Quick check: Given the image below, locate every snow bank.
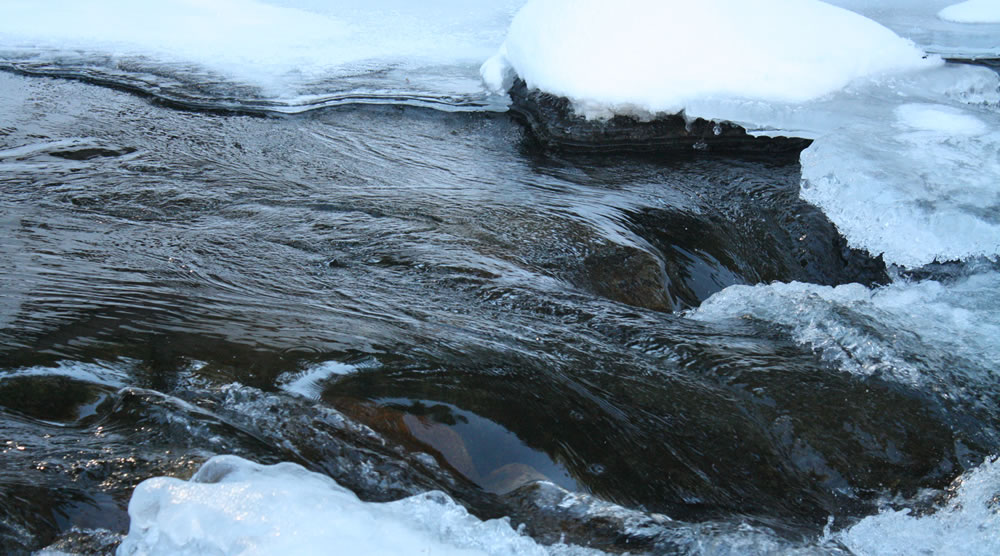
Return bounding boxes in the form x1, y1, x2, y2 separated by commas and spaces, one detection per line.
482, 0, 936, 119
838, 455, 1000, 556
689, 270, 1000, 387
940, 1, 1000, 24
117, 455, 596, 556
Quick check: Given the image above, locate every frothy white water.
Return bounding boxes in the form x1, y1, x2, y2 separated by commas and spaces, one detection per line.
1, 361, 131, 388
117, 455, 599, 556
838, 455, 1000, 556
689, 270, 1000, 387
0, 0, 521, 110
277, 361, 357, 399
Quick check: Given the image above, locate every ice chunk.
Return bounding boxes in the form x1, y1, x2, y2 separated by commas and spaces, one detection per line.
800, 100, 1000, 267
838, 455, 1000, 556
689, 270, 1000, 387
940, 1, 1000, 24
117, 455, 597, 556
482, 0, 937, 120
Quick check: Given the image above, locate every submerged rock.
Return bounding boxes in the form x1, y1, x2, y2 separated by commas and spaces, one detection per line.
508, 79, 811, 156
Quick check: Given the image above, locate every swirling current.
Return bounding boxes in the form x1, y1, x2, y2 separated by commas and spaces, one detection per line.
2, 55, 1000, 555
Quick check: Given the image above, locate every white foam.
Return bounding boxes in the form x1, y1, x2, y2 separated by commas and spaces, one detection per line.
838, 455, 1000, 556
117, 455, 599, 556
1, 361, 130, 388
689, 271, 1000, 386
277, 361, 357, 399
482, 0, 936, 119
940, 1, 1000, 24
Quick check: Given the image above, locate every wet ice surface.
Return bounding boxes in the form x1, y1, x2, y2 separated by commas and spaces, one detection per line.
0, 0, 521, 112
116, 455, 597, 556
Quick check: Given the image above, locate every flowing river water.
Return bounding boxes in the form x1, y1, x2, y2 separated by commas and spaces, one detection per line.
3, 67, 999, 554
2, 3, 1000, 552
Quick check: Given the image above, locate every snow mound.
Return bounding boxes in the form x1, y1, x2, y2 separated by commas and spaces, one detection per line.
838, 455, 1000, 556
939, 1, 1000, 24
482, 0, 936, 119
117, 455, 598, 556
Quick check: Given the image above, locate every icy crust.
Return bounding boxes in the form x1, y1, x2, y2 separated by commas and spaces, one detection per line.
0, 0, 522, 111
940, 1, 1000, 24
689, 270, 1000, 387
117, 455, 598, 556
838, 455, 1000, 556
482, 0, 936, 120
827, 0, 1000, 58
800, 97, 1000, 268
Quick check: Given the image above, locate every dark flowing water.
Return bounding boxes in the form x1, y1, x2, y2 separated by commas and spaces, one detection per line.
1, 70, 998, 554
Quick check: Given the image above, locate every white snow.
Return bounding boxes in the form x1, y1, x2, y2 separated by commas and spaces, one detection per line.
0, 0, 522, 107
826, 0, 1000, 58
689, 270, 1000, 387
483, 1, 1000, 267
895, 102, 989, 134
838, 455, 1000, 556
116, 455, 598, 556
939, 0, 1000, 24
481, 0, 936, 119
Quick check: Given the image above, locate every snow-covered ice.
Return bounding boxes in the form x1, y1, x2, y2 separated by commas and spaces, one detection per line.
481, 0, 936, 119
939, 0, 1000, 24
827, 0, 1000, 58
116, 455, 597, 556
800, 97, 1000, 267
0, 0, 522, 108
483, 0, 1000, 267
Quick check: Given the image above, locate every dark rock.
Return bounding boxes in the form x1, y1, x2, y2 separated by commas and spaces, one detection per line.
507, 79, 811, 156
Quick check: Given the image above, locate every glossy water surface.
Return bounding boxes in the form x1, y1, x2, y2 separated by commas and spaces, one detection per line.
1, 70, 997, 554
